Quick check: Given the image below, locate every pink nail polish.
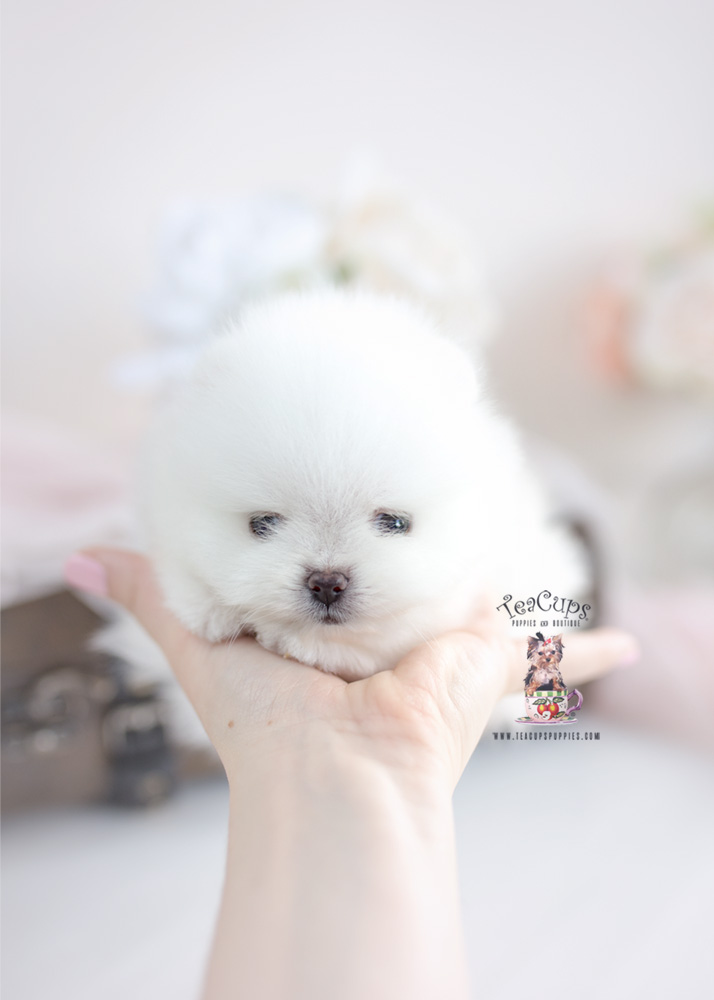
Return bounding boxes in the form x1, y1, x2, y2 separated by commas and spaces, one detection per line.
64, 553, 108, 597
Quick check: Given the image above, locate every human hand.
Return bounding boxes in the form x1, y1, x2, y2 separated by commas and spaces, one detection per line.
65, 549, 640, 1000
65, 549, 640, 791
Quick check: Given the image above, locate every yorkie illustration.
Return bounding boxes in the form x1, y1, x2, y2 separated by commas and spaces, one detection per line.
524, 632, 566, 696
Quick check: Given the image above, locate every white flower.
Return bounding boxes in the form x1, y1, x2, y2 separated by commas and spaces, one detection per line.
115, 171, 496, 390
143, 195, 328, 345
632, 248, 714, 395
325, 166, 496, 352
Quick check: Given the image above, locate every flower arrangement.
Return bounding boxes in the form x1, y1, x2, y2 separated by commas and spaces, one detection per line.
117, 169, 495, 389
587, 209, 714, 396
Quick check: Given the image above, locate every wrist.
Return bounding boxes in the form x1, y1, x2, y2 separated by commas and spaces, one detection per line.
223, 720, 453, 822
206, 724, 467, 1000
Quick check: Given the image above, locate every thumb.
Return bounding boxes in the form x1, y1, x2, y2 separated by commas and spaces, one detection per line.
394, 625, 640, 782
504, 627, 641, 694
64, 548, 203, 672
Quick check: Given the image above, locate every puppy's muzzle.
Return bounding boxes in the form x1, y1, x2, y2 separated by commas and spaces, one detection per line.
306, 571, 350, 607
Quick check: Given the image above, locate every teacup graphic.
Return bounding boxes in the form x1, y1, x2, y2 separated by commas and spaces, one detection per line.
516, 688, 583, 725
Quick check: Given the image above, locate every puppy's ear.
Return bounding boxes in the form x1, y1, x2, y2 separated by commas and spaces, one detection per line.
527, 636, 539, 656
553, 634, 564, 650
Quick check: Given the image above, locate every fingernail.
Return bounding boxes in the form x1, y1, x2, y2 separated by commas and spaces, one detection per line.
64, 553, 108, 597
615, 643, 641, 668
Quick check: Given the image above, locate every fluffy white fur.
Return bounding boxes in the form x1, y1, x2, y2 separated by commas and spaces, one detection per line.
132, 289, 585, 688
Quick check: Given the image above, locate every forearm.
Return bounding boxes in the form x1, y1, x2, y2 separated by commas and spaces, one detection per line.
202, 726, 469, 1000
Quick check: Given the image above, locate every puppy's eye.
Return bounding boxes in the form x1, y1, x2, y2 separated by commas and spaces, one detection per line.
373, 511, 411, 535
249, 513, 284, 538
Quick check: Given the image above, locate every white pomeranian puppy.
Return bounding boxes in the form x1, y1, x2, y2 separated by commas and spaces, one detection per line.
127, 288, 586, 693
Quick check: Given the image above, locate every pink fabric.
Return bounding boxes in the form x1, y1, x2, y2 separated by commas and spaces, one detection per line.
1, 413, 135, 607
589, 583, 714, 751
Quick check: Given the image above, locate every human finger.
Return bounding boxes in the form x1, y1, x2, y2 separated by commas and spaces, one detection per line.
64, 548, 208, 701
502, 627, 640, 694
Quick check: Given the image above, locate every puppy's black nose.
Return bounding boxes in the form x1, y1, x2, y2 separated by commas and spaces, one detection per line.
307, 571, 350, 607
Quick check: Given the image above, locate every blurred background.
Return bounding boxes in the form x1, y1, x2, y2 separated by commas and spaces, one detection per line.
2, 1, 713, 998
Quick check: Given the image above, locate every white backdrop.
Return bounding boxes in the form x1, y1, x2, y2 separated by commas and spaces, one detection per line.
3, 0, 713, 449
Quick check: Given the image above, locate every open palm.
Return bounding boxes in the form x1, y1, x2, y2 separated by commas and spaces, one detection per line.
71, 549, 638, 788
